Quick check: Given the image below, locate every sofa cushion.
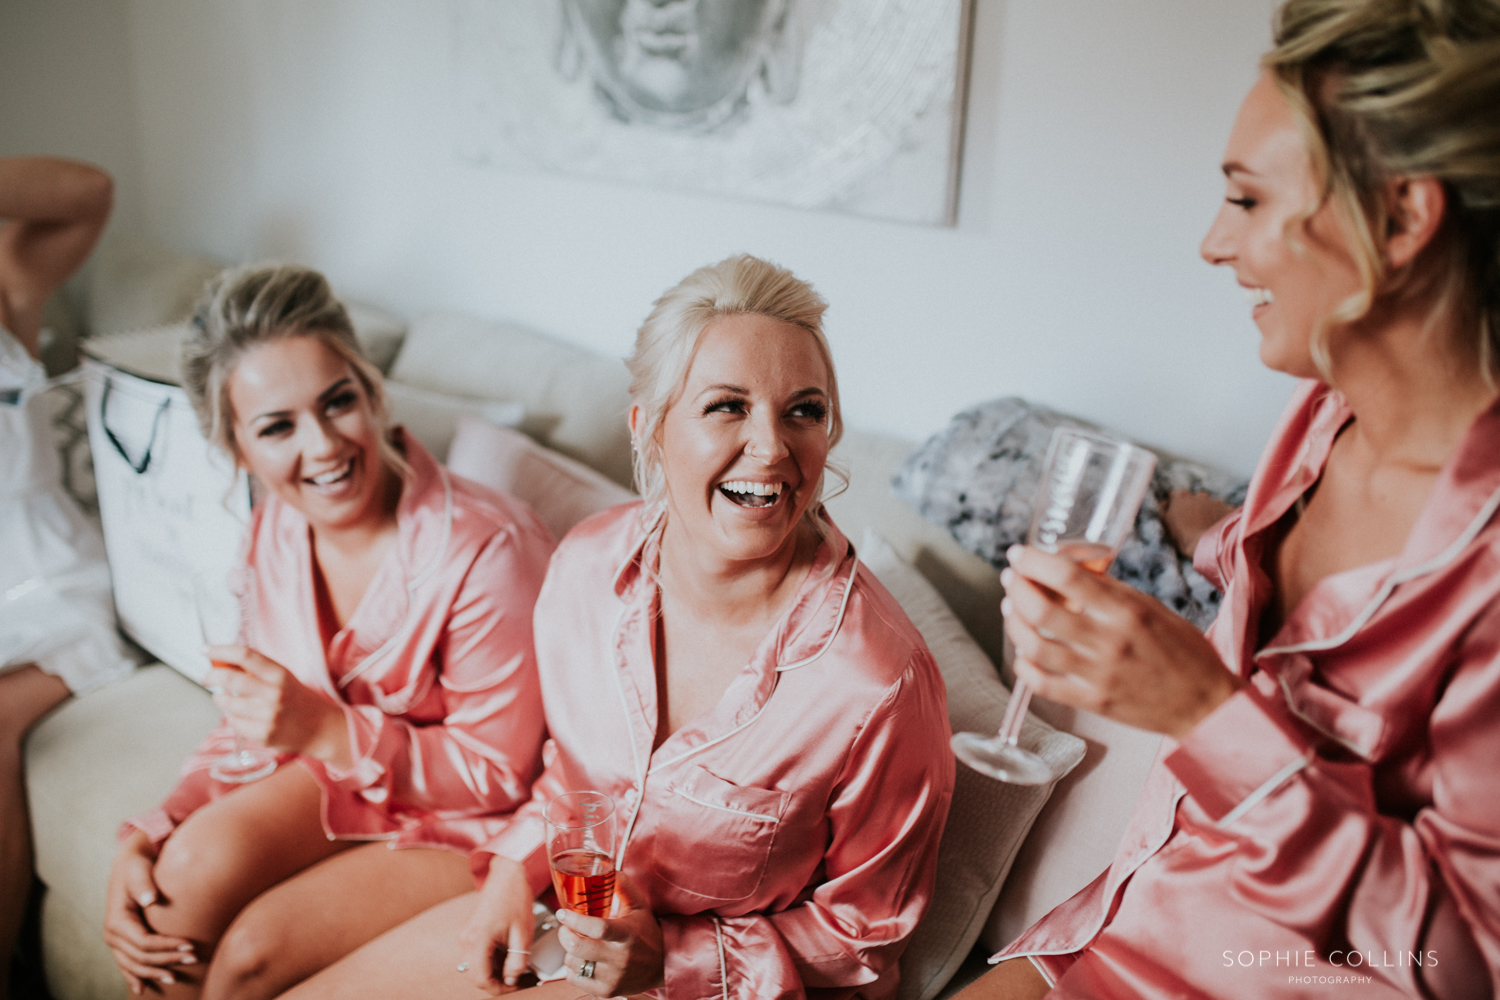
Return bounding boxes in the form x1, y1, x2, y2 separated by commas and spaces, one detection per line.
892, 397, 1247, 630
85, 237, 224, 338
391, 312, 634, 488
26, 665, 220, 1000
383, 381, 524, 463
861, 530, 1084, 1000
446, 414, 636, 542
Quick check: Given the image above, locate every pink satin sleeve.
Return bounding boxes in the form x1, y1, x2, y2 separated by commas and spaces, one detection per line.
652, 658, 954, 1000
468, 741, 565, 892
320, 529, 549, 819
1165, 634, 1500, 995
117, 724, 294, 845
122, 526, 549, 847
1192, 505, 1244, 593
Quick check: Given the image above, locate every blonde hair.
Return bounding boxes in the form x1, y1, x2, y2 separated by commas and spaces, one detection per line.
181, 264, 409, 479
625, 254, 845, 537
1265, 0, 1500, 378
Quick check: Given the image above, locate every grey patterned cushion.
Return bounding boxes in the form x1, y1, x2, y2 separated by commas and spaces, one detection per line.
891, 398, 1247, 630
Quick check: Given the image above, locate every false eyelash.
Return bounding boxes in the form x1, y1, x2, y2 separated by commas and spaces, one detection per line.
702, 396, 745, 416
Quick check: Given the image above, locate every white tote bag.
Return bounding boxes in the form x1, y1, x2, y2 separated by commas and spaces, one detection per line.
82, 337, 248, 684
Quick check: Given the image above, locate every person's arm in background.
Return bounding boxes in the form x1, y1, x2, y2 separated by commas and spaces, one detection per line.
1161, 490, 1239, 564
0, 156, 113, 356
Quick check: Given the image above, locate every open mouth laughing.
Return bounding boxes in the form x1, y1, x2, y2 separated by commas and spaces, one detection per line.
718, 479, 785, 509
305, 457, 355, 493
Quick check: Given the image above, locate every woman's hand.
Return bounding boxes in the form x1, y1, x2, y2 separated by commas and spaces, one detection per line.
556, 871, 664, 997
1002, 544, 1243, 740
206, 645, 351, 768
458, 856, 536, 993
102, 830, 196, 994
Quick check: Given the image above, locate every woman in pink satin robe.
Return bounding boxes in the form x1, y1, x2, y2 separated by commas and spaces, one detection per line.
283, 255, 954, 1000
103, 266, 553, 1000
960, 2, 1500, 998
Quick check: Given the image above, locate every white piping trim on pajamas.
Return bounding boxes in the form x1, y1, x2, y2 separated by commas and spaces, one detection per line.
337, 467, 455, 690
645, 554, 861, 776
612, 604, 648, 869
1256, 480, 1500, 663
1027, 955, 1056, 988
672, 787, 779, 822
714, 916, 729, 1000
1215, 753, 1312, 829
774, 554, 859, 673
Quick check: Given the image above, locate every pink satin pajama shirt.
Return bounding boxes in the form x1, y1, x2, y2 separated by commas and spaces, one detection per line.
474, 503, 955, 1000
124, 433, 555, 855
996, 380, 1500, 997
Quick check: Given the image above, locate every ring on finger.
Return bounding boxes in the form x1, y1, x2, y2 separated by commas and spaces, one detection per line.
579, 959, 596, 979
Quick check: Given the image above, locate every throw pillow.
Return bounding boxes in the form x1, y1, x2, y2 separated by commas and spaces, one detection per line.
446, 415, 636, 541
891, 397, 1248, 630
383, 381, 524, 463
391, 311, 634, 488
860, 529, 1085, 1000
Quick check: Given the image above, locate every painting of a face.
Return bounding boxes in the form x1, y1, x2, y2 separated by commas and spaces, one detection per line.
564, 0, 787, 127
456, 0, 971, 225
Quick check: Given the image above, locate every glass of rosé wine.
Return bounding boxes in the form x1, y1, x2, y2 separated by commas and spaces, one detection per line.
952, 427, 1156, 785
195, 570, 278, 784
545, 791, 617, 919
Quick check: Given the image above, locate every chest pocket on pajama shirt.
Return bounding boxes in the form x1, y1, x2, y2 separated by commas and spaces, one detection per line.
651, 763, 790, 902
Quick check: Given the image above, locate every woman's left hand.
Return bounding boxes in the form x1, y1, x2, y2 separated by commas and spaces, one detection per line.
206, 645, 352, 768
555, 871, 664, 997
1001, 544, 1243, 741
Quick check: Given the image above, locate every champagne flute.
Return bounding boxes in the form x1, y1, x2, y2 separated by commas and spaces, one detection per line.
544, 791, 617, 919
952, 427, 1157, 785
194, 571, 279, 784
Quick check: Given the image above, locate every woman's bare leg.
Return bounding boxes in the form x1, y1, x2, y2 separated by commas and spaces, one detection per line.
280, 894, 581, 1000
0, 666, 70, 1000
201, 842, 472, 1000
950, 956, 1051, 999
144, 763, 354, 999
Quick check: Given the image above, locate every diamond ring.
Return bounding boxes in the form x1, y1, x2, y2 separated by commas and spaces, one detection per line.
456, 962, 469, 973
579, 959, 596, 979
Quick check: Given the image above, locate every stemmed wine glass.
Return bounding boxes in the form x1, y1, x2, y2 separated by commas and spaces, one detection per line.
194, 570, 279, 784
951, 427, 1157, 785
545, 791, 617, 919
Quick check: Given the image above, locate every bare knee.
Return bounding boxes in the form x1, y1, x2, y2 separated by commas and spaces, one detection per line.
204, 914, 290, 1000
149, 823, 260, 942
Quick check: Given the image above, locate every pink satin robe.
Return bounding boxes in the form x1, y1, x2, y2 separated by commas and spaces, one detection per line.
473, 504, 954, 1000
995, 380, 1500, 997
123, 433, 554, 855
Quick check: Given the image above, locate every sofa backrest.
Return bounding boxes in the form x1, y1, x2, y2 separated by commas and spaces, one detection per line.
78, 244, 1162, 961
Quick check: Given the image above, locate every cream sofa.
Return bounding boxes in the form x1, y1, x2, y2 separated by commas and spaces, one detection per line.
23, 242, 1163, 1000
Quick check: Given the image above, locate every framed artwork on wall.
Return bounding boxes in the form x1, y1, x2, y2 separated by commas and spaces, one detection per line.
453, 0, 974, 226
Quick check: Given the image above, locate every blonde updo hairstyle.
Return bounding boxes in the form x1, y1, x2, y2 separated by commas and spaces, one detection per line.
626, 254, 845, 538
181, 264, 409, 480
1265, 0, 1500, 378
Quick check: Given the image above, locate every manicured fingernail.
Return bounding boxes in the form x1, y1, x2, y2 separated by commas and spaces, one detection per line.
179, 954, 197, 965
1001, 597, 1013, 616
137, 892, 155, 907
177, 943, 194, 952
504, 976, 516, 986
1000, 568, 1014, 586
159, 973, 174, 985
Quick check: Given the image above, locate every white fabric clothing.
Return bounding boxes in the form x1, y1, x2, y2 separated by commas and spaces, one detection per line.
1, 326, 133, 694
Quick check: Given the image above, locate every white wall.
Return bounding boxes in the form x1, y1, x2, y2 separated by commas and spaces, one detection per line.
3, 0, 1295, 476
0, 0, 145, 236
